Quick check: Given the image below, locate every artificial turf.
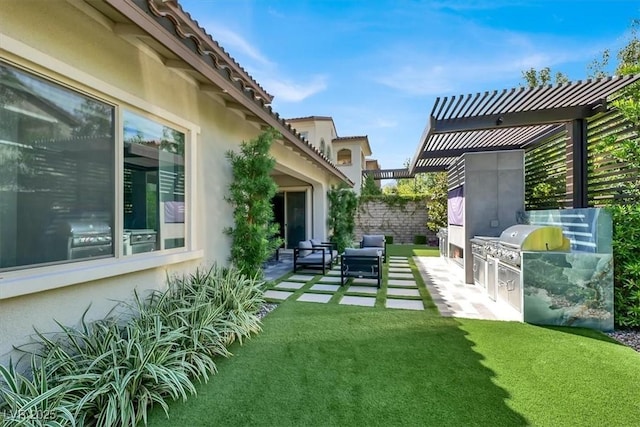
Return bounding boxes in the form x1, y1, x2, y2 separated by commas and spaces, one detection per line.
386, 244, 440, 258
147, 302, 640, 426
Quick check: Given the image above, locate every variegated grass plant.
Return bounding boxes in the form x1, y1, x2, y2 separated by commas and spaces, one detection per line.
0, 355, 76, 427
0, 264, 267, 426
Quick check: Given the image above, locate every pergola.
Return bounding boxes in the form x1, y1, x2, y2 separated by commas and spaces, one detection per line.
375, 75, 638, 208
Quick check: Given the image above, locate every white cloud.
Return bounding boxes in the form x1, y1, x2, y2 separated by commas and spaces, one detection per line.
264, 75, 328, 102
372, 118, 398, 128
200, 23, 272, 66
197, 21, 328, 103
373, 30, 596, 96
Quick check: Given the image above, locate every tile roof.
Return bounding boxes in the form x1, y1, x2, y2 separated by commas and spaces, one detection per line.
333, 136, 368, 141
286, 116, 335, 122
161, 0, 272, 102
104, 0, 352, 185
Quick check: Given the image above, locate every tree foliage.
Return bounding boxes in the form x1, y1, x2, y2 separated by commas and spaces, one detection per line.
361, 173, 382, 196
423, 172, 448, 231
225, 128, 282, 278
521, 66, 569, 87
327, 185, 358, 253
380, 169, 447, 232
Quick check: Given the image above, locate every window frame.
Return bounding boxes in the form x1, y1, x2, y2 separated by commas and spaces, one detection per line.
0, 37, 202, 299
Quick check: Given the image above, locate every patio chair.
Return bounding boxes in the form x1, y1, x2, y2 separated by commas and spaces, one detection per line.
360, 234, 387, 263
340, 247, 383, 288
293, 240, 333, 274
310, 238, 338, 265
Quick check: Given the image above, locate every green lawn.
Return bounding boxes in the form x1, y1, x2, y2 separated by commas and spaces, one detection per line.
386, 244, 440, 257
148, 302, 640, 426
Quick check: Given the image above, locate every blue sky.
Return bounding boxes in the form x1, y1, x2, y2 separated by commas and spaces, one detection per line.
179, 0, 639, 169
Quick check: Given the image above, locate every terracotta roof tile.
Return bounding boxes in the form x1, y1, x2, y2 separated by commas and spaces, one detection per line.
132, 0, 352, 185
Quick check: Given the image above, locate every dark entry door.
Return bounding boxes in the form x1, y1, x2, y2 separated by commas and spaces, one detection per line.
272, 193, 285, 245
285, 192, 306, 248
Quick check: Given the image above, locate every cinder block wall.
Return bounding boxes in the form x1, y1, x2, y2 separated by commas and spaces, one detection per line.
355, 200, 436, 244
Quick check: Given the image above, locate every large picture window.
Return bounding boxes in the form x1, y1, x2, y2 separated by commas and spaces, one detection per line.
0, 62, 115, 270
123, 111, 185, 255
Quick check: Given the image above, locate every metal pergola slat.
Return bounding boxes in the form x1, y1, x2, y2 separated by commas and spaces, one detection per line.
409, 75, 640, 175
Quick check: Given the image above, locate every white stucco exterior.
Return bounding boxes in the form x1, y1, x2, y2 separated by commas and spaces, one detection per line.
286, 117, 377, 194
0, 0, 348, 360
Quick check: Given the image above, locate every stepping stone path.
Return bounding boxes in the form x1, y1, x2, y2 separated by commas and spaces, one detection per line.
318, 276, 341, 283
388, 273, 414, 279
340, 295, 376, 307
310, 284, 340, 292
267, 256, 424, 310
297, 293, 332, 303
264, 290, 293, 300
388, 279, 418, 288
288, 274, 315, 282
387, 288, 421, 297
346, 286, 378, 295
386, 299, 424, 311
275, 281, 305, 290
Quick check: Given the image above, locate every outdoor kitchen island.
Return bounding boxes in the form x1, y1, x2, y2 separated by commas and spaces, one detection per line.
441, 150, 614, 331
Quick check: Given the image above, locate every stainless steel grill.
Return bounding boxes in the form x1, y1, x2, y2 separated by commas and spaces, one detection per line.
470, 225, 569, 312
123, 229, 157, 255
51, 220, 113, 260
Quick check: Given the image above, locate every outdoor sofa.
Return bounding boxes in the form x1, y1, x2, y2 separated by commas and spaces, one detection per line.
340, 247, 383, 288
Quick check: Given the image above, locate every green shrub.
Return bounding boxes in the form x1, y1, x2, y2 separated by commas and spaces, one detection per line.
385, 235, 394, 244
1, 264, 266, 426
608, 205, 640, 328
413, 235, 427, 245
327, 185, 358, 253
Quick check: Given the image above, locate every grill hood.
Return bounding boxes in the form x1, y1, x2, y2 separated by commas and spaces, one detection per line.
498, 225, 570, 251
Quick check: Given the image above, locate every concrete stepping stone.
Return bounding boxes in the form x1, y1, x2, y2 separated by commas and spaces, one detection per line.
386, 299, 424, 311
264, 290, 293, 300
339, 295, 376, 307
388, 273, 414, 279
274, 281, 305, 290
310, 284, 340, 292
346, 286, 378, 295
318, 276, 341, 283
390, 263, 410, 268
387, 288, 421, 297
389, 267, 412, 273
352, 278, 379, 285
327, 269, 341, 276
388, 279, 418, 288
297, 293, 332, 303
389, 256, 408, 260
288, 274, 315, 282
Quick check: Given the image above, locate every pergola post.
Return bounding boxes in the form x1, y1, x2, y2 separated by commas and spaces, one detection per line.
565, 119, 588, 208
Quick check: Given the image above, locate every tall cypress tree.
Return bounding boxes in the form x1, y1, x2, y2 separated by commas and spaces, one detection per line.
225, 128, 282, 278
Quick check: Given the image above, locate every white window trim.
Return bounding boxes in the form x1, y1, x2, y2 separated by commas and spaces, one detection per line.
0, 34, 203, 299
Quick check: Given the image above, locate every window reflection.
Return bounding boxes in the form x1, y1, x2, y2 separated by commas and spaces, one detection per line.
0, 62, 115, 270
123, 111, 185, 255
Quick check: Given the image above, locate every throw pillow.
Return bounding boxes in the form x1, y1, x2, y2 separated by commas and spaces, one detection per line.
298, 240, 312, 257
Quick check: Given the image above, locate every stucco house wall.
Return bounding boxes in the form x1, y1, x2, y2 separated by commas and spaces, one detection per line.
333, 140, 365, 192
0, 1, 345, 360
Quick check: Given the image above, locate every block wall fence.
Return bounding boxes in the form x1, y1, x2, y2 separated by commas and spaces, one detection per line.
354, 199, 437, 244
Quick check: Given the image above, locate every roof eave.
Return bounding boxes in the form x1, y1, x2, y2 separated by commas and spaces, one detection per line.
97, 0, 352, 186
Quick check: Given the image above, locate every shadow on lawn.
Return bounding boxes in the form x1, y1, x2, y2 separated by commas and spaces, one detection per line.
148, 303, 530, 426
538, 324, 625, 346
